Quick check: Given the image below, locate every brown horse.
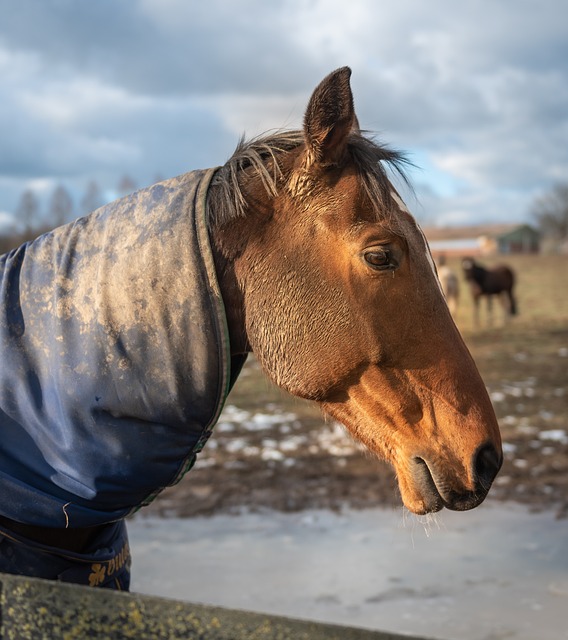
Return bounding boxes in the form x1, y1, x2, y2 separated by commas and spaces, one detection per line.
211, 69, 502, 516
0, 68, 502, 588
462, 257, 517, 326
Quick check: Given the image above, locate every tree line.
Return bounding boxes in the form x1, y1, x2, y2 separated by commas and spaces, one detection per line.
2, 177, 568, 256
0, 175, 140, 255
531, 183, 568, 251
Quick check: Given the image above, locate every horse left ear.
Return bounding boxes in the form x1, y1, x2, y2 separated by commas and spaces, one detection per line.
303, 67, 355, 166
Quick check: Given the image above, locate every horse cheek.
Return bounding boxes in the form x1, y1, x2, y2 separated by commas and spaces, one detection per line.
245, 270, 358, 400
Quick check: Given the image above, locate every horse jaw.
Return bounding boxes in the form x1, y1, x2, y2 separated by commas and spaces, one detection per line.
321, 364, 503, 515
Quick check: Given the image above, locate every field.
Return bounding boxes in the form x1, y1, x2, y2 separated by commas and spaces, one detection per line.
144, 254, 568, 520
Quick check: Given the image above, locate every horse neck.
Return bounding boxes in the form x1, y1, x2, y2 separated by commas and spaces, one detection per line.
207, 150, 298, 356
472, 264, 486, 285
208, 173, 276, 357
209, 224, 251, 356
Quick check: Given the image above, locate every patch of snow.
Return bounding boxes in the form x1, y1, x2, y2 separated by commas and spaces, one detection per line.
539, 430, 568, 444
502, 442, 517, 455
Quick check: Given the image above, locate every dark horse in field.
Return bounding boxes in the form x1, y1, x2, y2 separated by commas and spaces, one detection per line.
462, 257, 517, 327
0, 69, 502, 590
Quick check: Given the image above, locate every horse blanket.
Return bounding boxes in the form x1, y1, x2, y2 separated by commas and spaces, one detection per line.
0, 168, 241, 530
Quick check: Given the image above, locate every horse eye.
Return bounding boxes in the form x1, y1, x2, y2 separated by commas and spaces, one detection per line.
364, 249, 392, 269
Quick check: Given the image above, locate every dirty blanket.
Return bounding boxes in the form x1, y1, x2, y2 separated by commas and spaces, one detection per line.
0, 168, 234, 528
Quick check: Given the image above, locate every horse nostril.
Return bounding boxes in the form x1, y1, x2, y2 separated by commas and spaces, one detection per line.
473, 443, 502, 489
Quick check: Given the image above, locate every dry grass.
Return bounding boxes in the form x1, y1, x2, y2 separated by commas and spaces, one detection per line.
450, 254, 568, 333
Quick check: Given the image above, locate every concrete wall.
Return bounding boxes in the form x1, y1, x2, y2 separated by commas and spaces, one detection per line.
0, 573, 435, 640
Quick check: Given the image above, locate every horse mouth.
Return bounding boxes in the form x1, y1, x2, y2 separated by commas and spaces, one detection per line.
410, 458, 444, 514
409, 457, 490, 515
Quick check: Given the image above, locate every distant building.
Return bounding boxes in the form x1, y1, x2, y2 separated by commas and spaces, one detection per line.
423, 223, 540, 257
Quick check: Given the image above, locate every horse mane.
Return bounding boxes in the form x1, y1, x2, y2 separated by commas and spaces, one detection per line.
207, 129, 412, 228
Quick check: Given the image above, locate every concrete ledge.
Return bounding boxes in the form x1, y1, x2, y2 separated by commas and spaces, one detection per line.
0, 573, 435, 639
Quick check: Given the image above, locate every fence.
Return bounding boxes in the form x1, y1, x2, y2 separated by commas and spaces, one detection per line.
0, 573, 435, 639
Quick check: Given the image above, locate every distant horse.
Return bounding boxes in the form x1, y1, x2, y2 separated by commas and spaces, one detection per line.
0, 68, 501, 591
462, 257, 517, 326
436, 255, 460, 318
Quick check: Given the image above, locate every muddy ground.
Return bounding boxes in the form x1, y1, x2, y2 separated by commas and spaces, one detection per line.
142, 322, 568, 521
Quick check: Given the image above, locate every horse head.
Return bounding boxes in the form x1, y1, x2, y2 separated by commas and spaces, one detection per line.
211, 68, 502, 515
461, 257, 481, 282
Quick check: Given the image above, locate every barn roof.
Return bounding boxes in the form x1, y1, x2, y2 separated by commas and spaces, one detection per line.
423, 223, 540, 256
421, 223, 535, 242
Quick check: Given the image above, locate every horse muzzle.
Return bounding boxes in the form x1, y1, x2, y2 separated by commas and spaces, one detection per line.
408, 443, 503, 514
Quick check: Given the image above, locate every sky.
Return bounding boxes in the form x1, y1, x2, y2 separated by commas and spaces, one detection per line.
1, 0, 567, 232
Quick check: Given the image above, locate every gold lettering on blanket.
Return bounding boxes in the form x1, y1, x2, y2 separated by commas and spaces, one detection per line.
88, 541, 131, 587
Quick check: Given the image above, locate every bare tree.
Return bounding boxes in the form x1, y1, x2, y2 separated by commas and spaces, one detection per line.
49, 185, 74, 227
531, 183, 568, 241
15, 189, 40, 233
117, 174, 137, 196
81, 180, 104, 216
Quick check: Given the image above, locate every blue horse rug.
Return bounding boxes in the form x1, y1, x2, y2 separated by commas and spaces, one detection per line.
0, 168, 243, 551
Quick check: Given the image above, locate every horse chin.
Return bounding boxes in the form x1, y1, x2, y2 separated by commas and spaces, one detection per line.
410, 458, 446, 514
399, 457, 492, 515
398, 458, 445, 515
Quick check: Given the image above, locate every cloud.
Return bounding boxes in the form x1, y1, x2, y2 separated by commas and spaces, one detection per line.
0, 0, 322, 96
0, 0, 567, 227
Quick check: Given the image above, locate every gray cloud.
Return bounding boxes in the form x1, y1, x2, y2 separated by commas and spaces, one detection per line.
0, 0, 322, 96
0, 0, 567, 228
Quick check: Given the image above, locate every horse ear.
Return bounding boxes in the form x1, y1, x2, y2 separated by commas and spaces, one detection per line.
303, 67, 355, 166
351, 114, 361, 134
